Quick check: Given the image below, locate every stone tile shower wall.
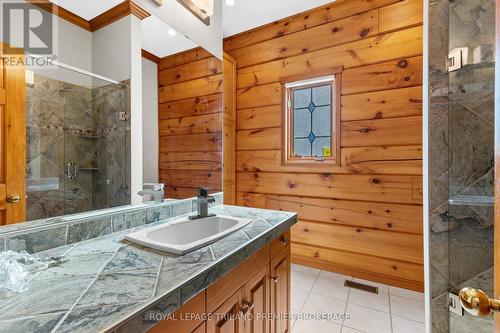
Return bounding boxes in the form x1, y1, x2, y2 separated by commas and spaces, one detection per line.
91, 81, 131, 210
429, 0, 495, 332
26, 75, 130, 221
26, 75, 93, 220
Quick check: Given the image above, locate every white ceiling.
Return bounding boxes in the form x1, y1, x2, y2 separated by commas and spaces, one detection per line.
49, 0, 198, 58
141, 16, 198, 58
50, 0, 123, 20
223, 0, 336, 37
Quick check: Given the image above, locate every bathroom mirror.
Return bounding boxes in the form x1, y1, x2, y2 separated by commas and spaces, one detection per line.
0, 1, 223, 229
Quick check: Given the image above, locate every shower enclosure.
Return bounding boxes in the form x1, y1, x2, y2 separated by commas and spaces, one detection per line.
429, 0, 495, 332
25, 63, 131, 221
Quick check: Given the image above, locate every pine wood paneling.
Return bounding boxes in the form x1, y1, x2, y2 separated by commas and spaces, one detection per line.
341, 86, 422, 121
292, 243, 424, 290
158, 48, 223, 198
158, 47, 213, 71
159, 74, 222, 103
236, 105, 281, 130
237, 172, 418, 204
230, 10, 379, 69
159, 57, 222, 87
159, 113, 222, 136
226, 0, 423, 290
379, 0, 423, 33
159, 94, 222, 120
236, 127, 281, 151
223, 0, 403, 52
292, 220, 423, 264
341, 116, 423, 147
235, 26, 423, 89
342, 56, 423, 95
159, 152, 222, 171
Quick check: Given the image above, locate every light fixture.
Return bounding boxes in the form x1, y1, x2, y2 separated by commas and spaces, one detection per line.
225, 0, 234, 6
177, 0, 214, 25
168, 29, 177, 36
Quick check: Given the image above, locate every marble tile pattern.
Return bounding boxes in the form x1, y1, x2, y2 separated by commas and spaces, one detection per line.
428, 0, 495, 332
26, 75, 131, 221
0, 204, 296, 333
0, 194, 222, 254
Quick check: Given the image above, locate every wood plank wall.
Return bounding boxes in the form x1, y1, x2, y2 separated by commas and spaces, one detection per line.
158, 48, 223, 199
224, 0, 424, 291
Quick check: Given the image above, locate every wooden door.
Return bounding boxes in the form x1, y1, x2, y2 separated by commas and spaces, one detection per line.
222, 52, 236, 204
270, 249, 290, 333
243, 265, 270, 333
207, 288, 245, 333
0, 43, 26, 225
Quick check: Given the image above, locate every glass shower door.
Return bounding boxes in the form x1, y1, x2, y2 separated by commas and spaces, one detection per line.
447, 0, 495, 332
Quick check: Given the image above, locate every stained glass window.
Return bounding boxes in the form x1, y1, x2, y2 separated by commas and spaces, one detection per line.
291, 83, 332, 158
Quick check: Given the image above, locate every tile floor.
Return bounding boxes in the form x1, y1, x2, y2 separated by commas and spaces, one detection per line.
291, 264, 425, 333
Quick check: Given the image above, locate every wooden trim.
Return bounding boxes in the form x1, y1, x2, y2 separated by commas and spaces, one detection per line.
280, 68, 343, 167
89, 1, 150, 31
495, 0, 500, 328
26, 0, 91, 31
142, 49, 160, 64
27, 0, 150, 33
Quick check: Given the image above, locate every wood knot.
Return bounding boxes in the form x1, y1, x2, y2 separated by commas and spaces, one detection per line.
386, 223, 393, 228
176, 74, 181, 79
304, 228, 309, 232
368, 210, 373, 214
195, 97, 200, 103
280, 47, 288, 53
288, 182, 296, 189
314, 251, 320, 258
386, 209, 391, 213
302, 48, 309, 53
392, 265, 398, 270
397, 60, 408, 68
356, 228, 362, 233
359, 127, 372, 133
371, 178, 381, 184
360, 28, 370, 37
404, 76, 411, 81
332, 27, 340, 33
374, 111, 383, 119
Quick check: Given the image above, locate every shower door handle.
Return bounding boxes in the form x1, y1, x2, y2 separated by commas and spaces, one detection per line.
459, 288, 500, 316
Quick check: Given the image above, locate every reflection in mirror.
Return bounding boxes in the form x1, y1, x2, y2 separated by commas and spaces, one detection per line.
141, 16, 223, 200
26, 65, 130, 222
0, 1, 222, 229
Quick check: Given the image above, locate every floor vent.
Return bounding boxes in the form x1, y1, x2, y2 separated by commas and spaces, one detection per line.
344, 280, 379, 294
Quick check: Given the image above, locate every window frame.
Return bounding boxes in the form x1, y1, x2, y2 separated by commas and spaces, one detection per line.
281, 68, 342, 167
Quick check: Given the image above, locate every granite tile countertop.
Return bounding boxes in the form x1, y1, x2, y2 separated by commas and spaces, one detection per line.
0, 205, 296, 333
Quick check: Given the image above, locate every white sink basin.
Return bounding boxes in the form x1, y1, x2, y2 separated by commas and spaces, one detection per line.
125, 215, 252, 255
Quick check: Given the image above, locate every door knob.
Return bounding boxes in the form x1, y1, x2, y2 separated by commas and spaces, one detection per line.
6, 194, 21, 204
459, 288, 500, 316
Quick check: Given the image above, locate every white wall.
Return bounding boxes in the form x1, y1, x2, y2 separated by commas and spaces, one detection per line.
134, 0, 222, 58
91, 16, 132, 81
142, 58, 159, 183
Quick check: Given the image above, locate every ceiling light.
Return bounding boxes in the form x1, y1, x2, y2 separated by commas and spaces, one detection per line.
225, 0, 235, 6
168, 29, 176, 36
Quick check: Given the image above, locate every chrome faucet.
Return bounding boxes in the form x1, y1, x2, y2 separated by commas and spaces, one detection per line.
189, 187, 216, 220
138, 183, 164, 204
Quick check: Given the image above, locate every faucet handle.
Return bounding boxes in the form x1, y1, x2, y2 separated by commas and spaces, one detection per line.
197, 187, 209, 197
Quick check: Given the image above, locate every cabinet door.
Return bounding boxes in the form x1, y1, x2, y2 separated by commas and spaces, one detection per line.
270, 248, 290, 333
207, 289, 245, 333
243, 265, 270, 333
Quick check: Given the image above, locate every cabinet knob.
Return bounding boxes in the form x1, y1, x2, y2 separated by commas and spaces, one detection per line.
280, 236, 287, 246
6, 194, 21, 204
271, 276, 278, 283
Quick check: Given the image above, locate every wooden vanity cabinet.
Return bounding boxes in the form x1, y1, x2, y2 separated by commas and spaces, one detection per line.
148, 232, 290, 333
270, 251, 290, 333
